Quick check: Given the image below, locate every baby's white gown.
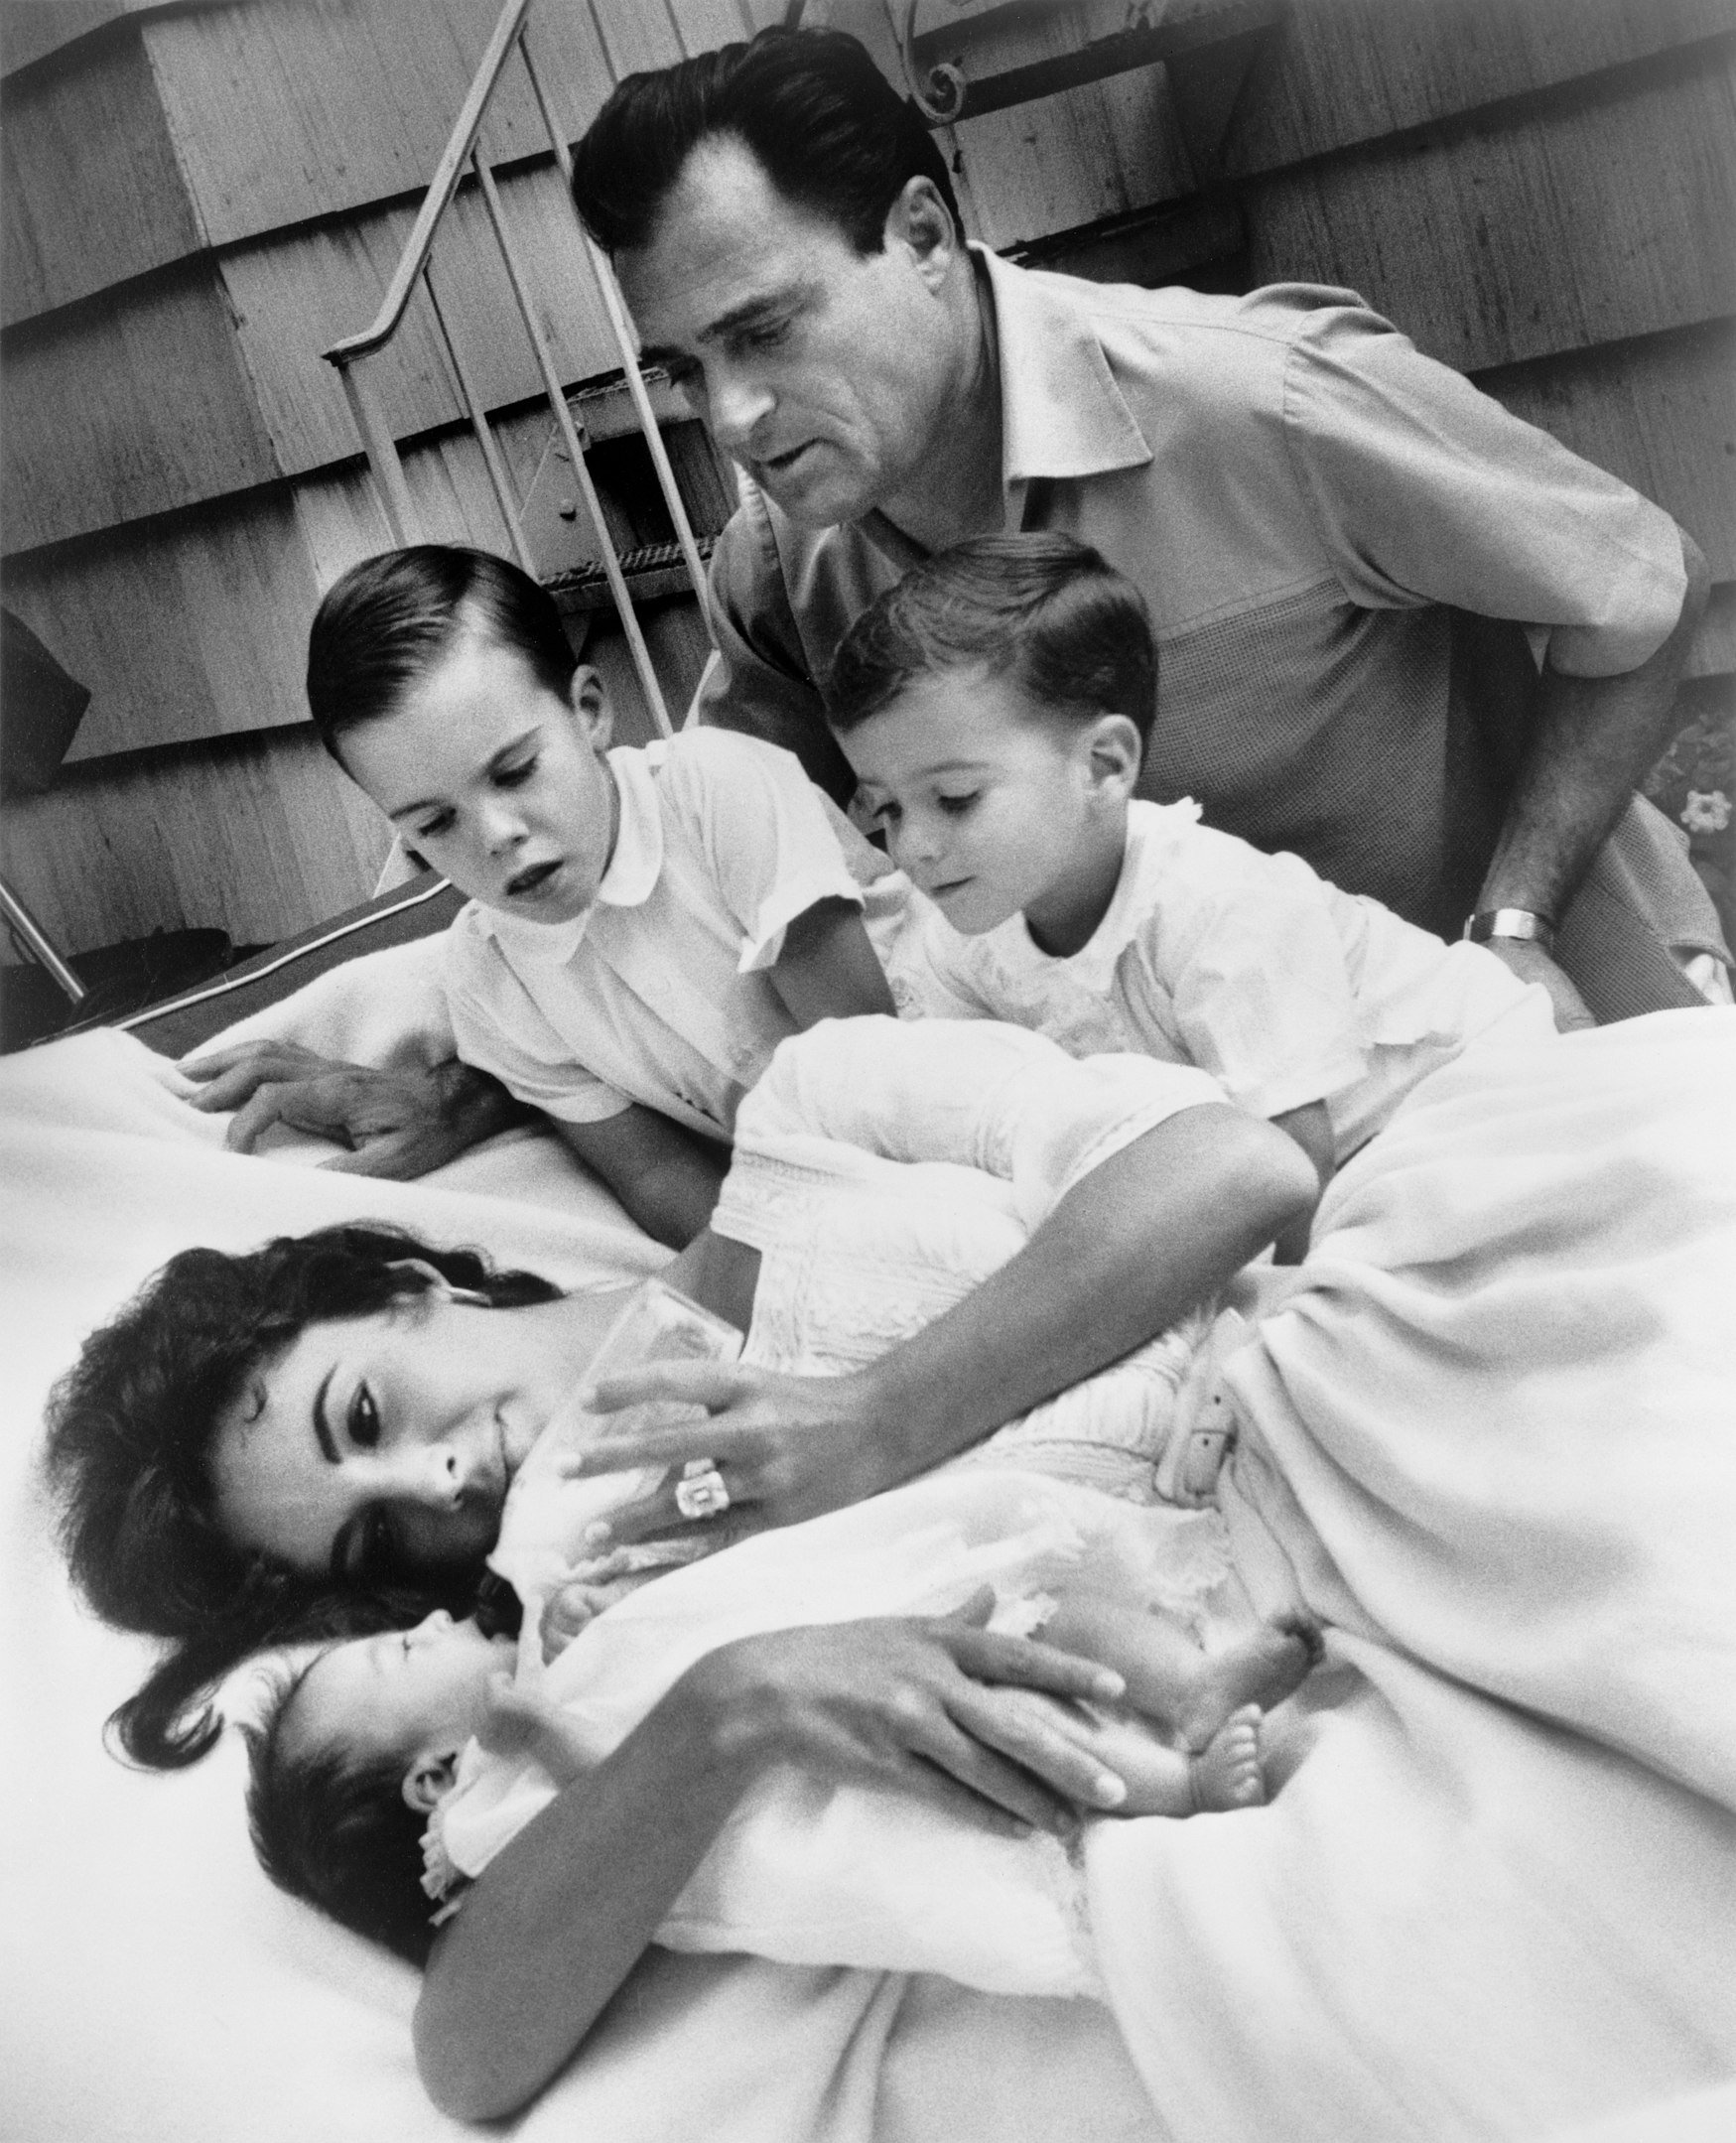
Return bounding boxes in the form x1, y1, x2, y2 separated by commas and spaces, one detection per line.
446, 1013, 1736, 2138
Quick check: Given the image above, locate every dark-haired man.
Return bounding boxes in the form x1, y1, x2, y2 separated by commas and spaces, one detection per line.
582, 26, 1722, 1030
197, 26, 1723, 1168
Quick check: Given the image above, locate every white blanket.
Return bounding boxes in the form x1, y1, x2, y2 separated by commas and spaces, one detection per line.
0, 1021, 1159, 2143
6, 964, 1736, 2141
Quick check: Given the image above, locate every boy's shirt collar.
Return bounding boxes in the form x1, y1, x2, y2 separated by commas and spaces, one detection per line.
986, 797, 1205, 988
474, 743, 667, 966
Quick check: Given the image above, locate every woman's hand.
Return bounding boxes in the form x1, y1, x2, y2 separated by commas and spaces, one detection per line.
690, 1591, 1133, 1832
575, 1100, 1319, 1550
564, 1358, 901, 1547
417, 1594, 1129, 2119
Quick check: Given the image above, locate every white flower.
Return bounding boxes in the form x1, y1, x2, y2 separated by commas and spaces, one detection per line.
1682, 790, 1731, 835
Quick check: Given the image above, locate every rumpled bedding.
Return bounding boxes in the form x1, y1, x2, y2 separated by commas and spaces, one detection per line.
4, 944, 1735, 2141
1088, 1007, 1736, 2140
0, 1018, 1159, 2143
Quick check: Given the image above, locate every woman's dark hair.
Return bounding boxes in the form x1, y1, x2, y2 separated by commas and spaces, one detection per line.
571, 27, 962, 259
827, 531, 1157, 741
306, 545, 578, 766
43, 1223, 557, 1770
245, 1656, 441, 1968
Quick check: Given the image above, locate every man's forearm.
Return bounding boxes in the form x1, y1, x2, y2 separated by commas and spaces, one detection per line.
858, 1105, 1319, 1485
1477, 529, 1709, 923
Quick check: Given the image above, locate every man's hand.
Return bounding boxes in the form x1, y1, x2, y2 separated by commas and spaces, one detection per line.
179, 1040, 521, 1177
1479, 938, 1595, 1031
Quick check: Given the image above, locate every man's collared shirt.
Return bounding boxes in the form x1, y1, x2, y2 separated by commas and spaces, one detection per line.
696, 251, 1688, 944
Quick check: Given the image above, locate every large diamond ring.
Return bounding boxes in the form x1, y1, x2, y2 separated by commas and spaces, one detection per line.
674, 1462, 731, 1522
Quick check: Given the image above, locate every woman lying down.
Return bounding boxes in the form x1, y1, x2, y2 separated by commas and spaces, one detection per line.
49, 1011, 1736, 2135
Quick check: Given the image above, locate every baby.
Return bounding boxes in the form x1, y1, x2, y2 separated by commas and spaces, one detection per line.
827, 532, 1557, 1252
301, 545, 895, 1246
245, 1469, 1321, 1990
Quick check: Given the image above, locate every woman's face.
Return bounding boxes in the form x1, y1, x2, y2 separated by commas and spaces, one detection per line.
209, 1287, 616, 1586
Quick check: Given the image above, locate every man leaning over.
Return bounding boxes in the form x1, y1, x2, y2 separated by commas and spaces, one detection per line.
192, 26, 1724, 1167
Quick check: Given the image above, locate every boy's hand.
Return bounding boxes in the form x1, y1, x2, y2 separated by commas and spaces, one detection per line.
179, 1042, 519, 1176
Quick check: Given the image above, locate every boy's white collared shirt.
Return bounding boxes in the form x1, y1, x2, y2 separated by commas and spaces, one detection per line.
442, 730, 864, 1142
905, 799, 1546, 1155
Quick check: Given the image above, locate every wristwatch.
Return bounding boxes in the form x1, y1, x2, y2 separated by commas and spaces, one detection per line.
1464, 907, 1556, 953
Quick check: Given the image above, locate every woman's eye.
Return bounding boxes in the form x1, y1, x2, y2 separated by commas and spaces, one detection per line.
414, 811, 454, 842
495, 757, 537, 789
348, 1383, 381, 1451
869, 799, 900, 827
936, 792, 980, 818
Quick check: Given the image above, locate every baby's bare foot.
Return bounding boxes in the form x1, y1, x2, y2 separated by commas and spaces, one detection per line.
1176, 1612, 1322, 1749
1189, 1705, 1266, 1812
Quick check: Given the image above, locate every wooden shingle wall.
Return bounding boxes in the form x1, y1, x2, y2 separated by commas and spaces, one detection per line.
3, 0, 1732, 967
0, 0, 756, 960
914, 0, 1736, 625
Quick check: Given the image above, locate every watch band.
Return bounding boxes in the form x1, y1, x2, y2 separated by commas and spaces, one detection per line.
1465, 907, 1556, 952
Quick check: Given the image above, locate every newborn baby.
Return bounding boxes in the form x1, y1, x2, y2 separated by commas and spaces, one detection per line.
249, 1463, 1320, 1994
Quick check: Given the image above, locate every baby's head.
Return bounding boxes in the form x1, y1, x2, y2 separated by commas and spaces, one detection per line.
246, 1609, 514, 1964
307, 545, 619, 926
827, 532, 1154, 953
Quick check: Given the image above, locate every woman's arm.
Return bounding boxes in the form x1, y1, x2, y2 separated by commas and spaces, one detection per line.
582, 1098, 1319, 1537
554, 1106, 730, 1250
415, 1604, 1130, 2121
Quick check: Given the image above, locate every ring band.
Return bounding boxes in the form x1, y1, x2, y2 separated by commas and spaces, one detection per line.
674, 1462, 731, 1522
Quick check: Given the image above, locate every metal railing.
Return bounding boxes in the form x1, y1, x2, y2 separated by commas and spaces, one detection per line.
321, 0, 714, 737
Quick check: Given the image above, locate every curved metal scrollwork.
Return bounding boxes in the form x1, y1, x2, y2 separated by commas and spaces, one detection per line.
897, 0, 969, 122
780, 0, 968, 123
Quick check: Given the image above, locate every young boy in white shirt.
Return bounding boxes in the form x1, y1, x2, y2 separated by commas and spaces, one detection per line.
826, 531, 1556, 1253
306, 545, 893, 1245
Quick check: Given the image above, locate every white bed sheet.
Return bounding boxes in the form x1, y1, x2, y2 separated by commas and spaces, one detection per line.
0, 1023, 1164, 2143
6, 961, 1736, 2143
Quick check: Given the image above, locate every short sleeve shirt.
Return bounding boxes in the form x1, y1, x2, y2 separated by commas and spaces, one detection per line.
903, 801, 1543, 1153
696, 254, 1686, 942
443, 728, 862, 1139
